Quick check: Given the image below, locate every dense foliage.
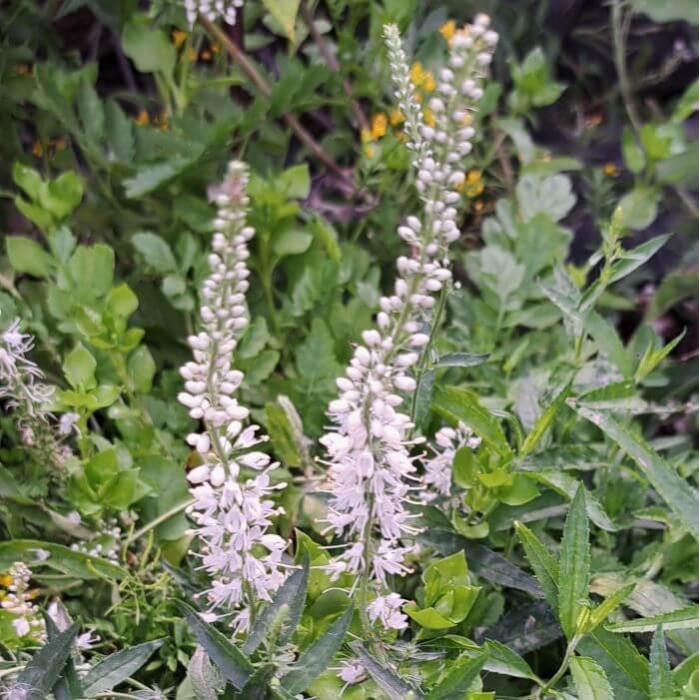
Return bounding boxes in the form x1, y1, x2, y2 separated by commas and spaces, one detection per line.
0, 1, 698, 698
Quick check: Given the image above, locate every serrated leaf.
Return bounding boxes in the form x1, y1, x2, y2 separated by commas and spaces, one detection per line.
175, 600, 252, 690
433, 386, 512, 458
351, 642, 423, 700
520, 382, 571, 456
483, 640, 539, 681
606, 606, 699, 633
281, 606, 352, 694
588, 584, 635, 632
44, 613, 81, 700
425, 652, 486, 700
243, 558, 309, 655
188, 647, 223, 700
574, 405, 699, 540
557, 484, 590, 639
17, 622, 79, 700
81, 639, 164, 695
570, 656, 615, 700
649, 625, 675, 700
515, 522, 559, 610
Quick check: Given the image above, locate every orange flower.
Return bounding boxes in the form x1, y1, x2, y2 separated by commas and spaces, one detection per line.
603, 162, 619, 177
171, 29, 187, 49
135, 110, 150, 126
370, 113, 388, 139
200, 49, 212, 61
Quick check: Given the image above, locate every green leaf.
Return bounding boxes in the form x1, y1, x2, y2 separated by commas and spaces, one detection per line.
81, 639, 164, 696
106, 283, 139, 318
239, 663, 277, 699
483, 640, 540, 681
174, 600, 253, 690
105, 99, 135, 162
187, 647, 224, 700
622, 129, 646, 173
514, 522, 559, 610
609, 234, 671, 285
128, 345, 156, 393
63, 343, 97, 390
77, 76, 105, 143
588, 584, 636, 632
131, 232, 177, 273
425, 652, 486, 700
516, 173, 576, 223
277, 163, 310, 198
436, 353, 490, 368
635, 330, 685, 383
13, 162, 44, 200
570, 656, 615, 700
281, 606, 352, 694
6, 236, 53, 277
606, 606, 699, 633
574, 405, 699, 540
68, 244, 115, 299
433, 386, 512, 458
45, 172, 84, 219
649, 625, 675, 700
44, 613, 82, 700
557, 484, 590, 639
121, 17, 176, 75
628, 0, 698, 24
16, 622, 79, 700
243, 558, 309, 655
351, 642, 423, 700
520, 382, 570, 456
618, 187, 660, 230
273, 230, 313, 258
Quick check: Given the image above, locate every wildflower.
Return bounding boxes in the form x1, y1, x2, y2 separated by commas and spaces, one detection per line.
200, 48, 212, 61
440, 20, 456, 44
363, 144, 376, 158
135, 110, 150, 125
338, 660, 366, 684
172, 29, 187, 49
367, 593, 409, 630
371, 113, 388, 139
1, 563, 45, 642
319, 18, 497, 627
183, 0, 243, 27
180, 161, 289, 630
0, 320, 69, 472
603, 162, 619, 177
461, 169, 485, 197
389, 108, 405, 126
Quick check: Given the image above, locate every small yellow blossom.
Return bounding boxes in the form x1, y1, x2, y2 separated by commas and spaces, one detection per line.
603, 162, 619, 177
200, 49, 212, 61
461, 169, 485, 197
423, 71, 436, 93
423, 108, 436, 128
440, 20, 456, 44
171, 29, 187, 49
363, 144, 376, 158
135, 110, 150, 126
371, 113, 388, 140
389, 108, 405, 126
360, 127, 373, 143
31, 141, 43, 157
0, 574, 13, 587
410, 61, 426, 86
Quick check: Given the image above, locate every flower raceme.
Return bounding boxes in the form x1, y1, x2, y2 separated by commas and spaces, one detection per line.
179, 161, 288, 631
184, 0, 242, 27
319, 16, 497, 627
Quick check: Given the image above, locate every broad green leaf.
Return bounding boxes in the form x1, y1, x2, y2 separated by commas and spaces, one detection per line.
63, 343, 97, 390
618, 187, 660, 230
622, 128, 646, 173
0, 539, 125, 579
13, 162, 44, 200
261, 0, 301, 41
77, 77, 105, 143
17, 622, 79, 700
188, 647, 224, 700
68, 243, 115, 299
514, 522, 559, 610
425, 652, 486, 700
351, 642, 422, 700
649, 625, 674, 700
606, 605, 699, 633
105, 99, 135, 162
6, 236, 53, 277
273, 230, 313, 258
175, 600, 252, 690
45, 172, 84, 219
81, 639, 164, 695
570, 656, 615, 700
482, 601, 562, 655
609, 234, 671, 284
243, 557, 309, 655
131, 231, 177, 273
121, 17, 176, 75
239, 663, 277, 699
516, 173, 576, 223
574, 405, 699, 539
557, 484, 590, 639
281, 606, 352, 694
128, 345, 156, 393
433, 386, 512, 458
483, 640, 539, 682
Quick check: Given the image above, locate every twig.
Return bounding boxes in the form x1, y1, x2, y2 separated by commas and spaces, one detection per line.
299, 0, 369, 131
200, 17, 357, 190
611, 1, 643, 134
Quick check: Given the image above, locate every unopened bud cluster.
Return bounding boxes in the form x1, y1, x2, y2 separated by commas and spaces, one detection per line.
184, 0, 242, 26
319, 17, 497, 629
1, 562, 45, 641
179, 162, 288, 632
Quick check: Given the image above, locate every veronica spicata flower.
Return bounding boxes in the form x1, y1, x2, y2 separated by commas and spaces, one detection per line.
179, 161, 288, 631
0, 320, 72, 472
319, 17, 497, 625
184, 0, 242, 26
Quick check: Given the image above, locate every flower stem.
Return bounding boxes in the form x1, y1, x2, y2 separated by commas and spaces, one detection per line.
537, 637, 580, 698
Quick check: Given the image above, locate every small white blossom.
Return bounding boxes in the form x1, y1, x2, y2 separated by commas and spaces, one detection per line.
367, 593, 409, 630
183, 0, 242, 26
338, 660, 366, 684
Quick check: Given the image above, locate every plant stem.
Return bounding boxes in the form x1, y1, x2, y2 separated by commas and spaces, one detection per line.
124, 498, 195, 546
537, 637, 580, 698
611, 1, 642, 134
200, 17, 356, 191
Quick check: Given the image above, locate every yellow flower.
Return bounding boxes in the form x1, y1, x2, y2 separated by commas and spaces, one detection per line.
603, 162, 619, 177
171, 29, 187, 49
363, 144, 376, 158
461, 169, 485, 197
135, 109, 150, 126
440, 20, 456, 44
423, 71, 436, 93
389, 108, 405, 126
423, 108, 436, 128
410, 61, 426, 86
371, 113, 388, 140
0, 574, 13, 587
200, 49, 212, 61
31, 141, 43, 157
360, 127, 373, 143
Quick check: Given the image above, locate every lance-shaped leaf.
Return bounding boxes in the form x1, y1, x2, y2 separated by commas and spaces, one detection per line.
649, 625, 674, 700
586, 584, 635, 633
352, 642, 423, 700
281, 606, 352, 695
574, 405, 699, 540
520, 382, 571, 456
81, 639, 164, 696
515, 522, 559, 610
243, 557, 309, 655
44, 613, 82, 700
557, 484, 590, 639
425, 652, 486, 700
174, 600, 252, 690
570, 656, 615, 700
606, 605, 700, 633
17, 622, 79, 700
483, 640, 541, 683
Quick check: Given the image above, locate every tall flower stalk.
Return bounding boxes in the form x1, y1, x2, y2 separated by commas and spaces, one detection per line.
319, 16, 498, 629
179, 161, 288, 632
